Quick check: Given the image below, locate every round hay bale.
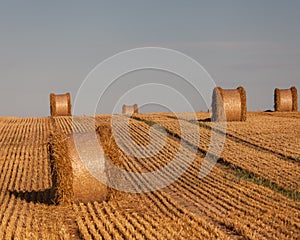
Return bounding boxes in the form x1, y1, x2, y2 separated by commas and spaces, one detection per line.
49, 132, 74, 205
122, 104, 139, 115
49, 131, 108, 205
67, 133, 108, 204
212, 86, 247, 122
274, 87, 298, 112
50, 93, 72, 116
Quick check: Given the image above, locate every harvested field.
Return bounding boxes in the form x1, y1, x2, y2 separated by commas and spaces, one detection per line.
0, 112, 299, 239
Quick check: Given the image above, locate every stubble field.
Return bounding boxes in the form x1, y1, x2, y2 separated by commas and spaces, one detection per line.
0, 112, 299, 239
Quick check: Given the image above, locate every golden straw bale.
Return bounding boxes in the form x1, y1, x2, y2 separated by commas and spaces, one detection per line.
274, 87, 298, 112
67, 133, 108, 204
49, 132, 108, 205
122, 104, 139, 115
48, 131, 74, 205
212, 86, 247, 122
50, 93, 72, 116
291, 86, 298, 112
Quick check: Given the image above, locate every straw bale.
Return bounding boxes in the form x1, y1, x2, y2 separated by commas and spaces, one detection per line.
212, 86, 247, 121
274, 87, 298, 112
50, 93, 72, 116
49, 132, 108, 204
122, 104, 139, 115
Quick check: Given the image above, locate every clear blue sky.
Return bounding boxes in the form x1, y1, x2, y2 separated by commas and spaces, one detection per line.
0, 0, 299, 116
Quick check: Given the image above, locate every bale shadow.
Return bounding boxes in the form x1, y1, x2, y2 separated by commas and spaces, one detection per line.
9, 188, 55, 205
198, 118, 211, 122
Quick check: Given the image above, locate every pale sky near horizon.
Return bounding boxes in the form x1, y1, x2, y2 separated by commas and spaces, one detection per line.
0, 0, 299, 117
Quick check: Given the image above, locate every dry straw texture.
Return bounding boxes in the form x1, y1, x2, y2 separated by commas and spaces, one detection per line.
122, 104, 139, 114
49, 131, 108, 204
212, 86, 247, 122
50, 93, 72, 116
274, 87, 298, 112
291, 86, 298, 111
68, 133, 108, 204
49, 131, 74, 205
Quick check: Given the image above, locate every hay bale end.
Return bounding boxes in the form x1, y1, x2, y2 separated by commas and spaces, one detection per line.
274, 86, 298, 112
50, 93, 72, 116
49, 132, 108, 205
122, 104, 139, 115
212, 86, 247, 122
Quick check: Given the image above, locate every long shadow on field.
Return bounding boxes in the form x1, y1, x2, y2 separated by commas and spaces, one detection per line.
198, 118, 211, 122
9, 188, 55, 205
133, 115, 300, 202
168, 115, 299, 163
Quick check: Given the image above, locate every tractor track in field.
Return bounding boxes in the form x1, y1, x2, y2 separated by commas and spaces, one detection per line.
133, 115, 300, 199
195, 119, 299, 164
112, 116, 300, 239
164, 115, 300, 164
0, 114, 299, 239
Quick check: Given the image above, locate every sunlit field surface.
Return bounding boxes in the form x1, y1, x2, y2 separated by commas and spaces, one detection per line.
0, 112, 299, 239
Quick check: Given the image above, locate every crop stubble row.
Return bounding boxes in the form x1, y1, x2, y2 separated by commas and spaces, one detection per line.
0, 115, 298, 239
73, 116, 228, 239
203, 113, 300, 159
93, 116, 300, 239
137, 114, 300, 191
0, 117, 73, 239
162, 112, 300, 159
